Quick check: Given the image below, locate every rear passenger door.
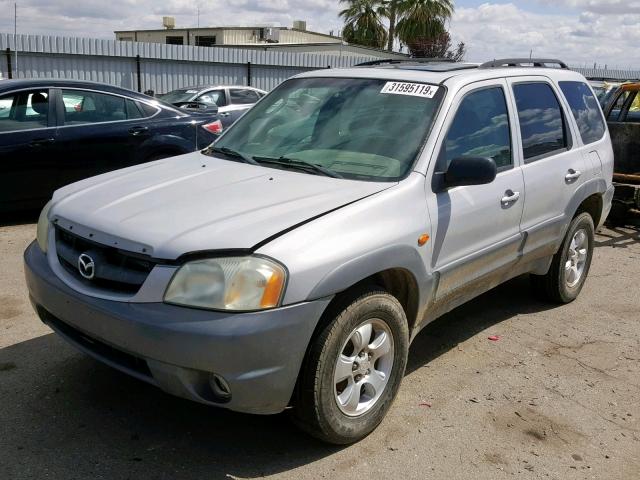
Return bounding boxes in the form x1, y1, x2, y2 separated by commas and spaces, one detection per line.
0, 88, 58, 211
53, 89, 152, 188
428, 80, 525, 302
507, 78, 589, 259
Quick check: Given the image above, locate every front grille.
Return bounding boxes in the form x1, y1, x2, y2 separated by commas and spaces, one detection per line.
38, 306, 152, 379
55, 227, 156, 295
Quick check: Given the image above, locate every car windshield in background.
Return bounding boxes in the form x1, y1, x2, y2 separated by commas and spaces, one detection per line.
210, 77, 444, 181
157, 89, 199, 104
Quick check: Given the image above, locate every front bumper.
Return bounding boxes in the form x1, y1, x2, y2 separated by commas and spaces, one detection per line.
24, 242, 331, 414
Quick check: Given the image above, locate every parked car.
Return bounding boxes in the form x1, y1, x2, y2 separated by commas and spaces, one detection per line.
158, 85, 266, 127
602, 82, 640, 218
25, 59, 614, 444
0, 79, 222, 213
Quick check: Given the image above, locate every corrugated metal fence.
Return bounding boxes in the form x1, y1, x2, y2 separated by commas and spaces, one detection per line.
0, 33, 380, 93
2, 33, 639, 92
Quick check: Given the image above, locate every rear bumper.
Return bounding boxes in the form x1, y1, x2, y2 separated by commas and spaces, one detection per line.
24, 242, 331, 414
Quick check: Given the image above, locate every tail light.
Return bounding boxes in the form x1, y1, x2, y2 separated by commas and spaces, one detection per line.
202, 120, 223, 134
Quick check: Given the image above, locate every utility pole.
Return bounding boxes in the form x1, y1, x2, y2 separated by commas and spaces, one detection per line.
14, 3, 18, 76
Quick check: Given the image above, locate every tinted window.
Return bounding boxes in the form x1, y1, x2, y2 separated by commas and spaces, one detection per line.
197, 90, 226, 107
139, 102, 159, 117
607, 91, 630, 122
62, 90, 128, 125
0, 90, 49, 132
559, 81, 605, 144
441, 87, 512, 171
229, 89, 259, 104
513, 83, 568, 161
126, 99, 144, 120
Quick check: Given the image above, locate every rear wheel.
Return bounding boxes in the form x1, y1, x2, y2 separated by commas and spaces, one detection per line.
292, 288, 409, 444
530, 212, 594, 303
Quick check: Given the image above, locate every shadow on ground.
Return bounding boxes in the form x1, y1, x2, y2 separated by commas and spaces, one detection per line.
0, 274, 558, 479
595, 225, 640, 249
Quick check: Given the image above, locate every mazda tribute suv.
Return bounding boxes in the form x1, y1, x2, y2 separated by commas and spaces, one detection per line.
25, 58, 614, 444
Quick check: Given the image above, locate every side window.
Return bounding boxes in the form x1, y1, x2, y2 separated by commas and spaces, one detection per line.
513, 83, 569, 162
559, 81, 606, 144
0, 89, 49, 132
126, 99, 144, 120
139, 102, 159, 117
229, 89, 259, 105
626, 92, 640, 123
62, 90, 127, 125
197, 90, 226, 107
606, 91, 630, 122
440, 87, 512, 171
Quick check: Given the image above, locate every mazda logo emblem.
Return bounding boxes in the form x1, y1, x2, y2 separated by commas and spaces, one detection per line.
77, 253, 95, 280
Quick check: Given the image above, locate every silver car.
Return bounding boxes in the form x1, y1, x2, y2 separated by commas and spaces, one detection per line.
25, 58, 614, 444
157, 85, 266, 126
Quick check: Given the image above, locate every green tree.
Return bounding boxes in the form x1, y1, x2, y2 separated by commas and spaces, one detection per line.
339, 0, 388, 49
395, 0, 454, 47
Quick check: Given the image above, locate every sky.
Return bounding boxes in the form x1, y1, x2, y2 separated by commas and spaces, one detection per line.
0, 0, 638, 68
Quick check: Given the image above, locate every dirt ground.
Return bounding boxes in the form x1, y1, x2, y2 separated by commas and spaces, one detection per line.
1, 219, 638, 480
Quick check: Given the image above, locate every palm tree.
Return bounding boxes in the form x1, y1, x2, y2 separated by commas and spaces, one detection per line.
386, 0, 399, 51
339, 0, 388, 49
395, 0, 454, 49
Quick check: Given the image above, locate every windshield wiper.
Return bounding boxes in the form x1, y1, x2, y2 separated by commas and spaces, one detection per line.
252, 155, 343, 179
203, 146, 258, 165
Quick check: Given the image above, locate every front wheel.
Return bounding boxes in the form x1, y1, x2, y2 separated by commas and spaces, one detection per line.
292, 288, 409, 444
530, 212, 595, 303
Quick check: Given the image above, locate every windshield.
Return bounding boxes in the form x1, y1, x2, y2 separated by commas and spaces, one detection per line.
157, 89, 199, 104
211, 77, 444, 181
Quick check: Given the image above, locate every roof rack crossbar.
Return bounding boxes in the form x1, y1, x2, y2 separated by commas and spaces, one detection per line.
479, 58, 569, 69
355, 58, 456, 67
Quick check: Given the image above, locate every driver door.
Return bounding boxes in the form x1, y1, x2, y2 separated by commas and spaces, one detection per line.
426, 79, 525, 305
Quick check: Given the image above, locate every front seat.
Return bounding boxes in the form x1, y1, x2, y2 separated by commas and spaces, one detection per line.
30, 92, 48, 124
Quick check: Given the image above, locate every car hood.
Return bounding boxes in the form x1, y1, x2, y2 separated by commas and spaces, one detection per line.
51, 152, 392, 259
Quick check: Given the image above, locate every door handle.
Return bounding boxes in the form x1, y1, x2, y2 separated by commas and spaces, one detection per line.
29, 138, 55, 147
501, 190, 520, 205
219, 112, 230, 117
565, 169, 582, 182
128, 126, 149, 136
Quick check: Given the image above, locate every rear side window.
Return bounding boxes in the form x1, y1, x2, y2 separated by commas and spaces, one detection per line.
229, 89, 259, 104
440, 87, 512, 171
62, 90, 127, 125
0, 89, 49, 132
559, 81, 605, 144
513, 83, 569, 162
197, 89, 226, 107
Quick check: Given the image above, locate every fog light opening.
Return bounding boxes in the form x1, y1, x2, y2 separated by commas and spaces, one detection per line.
209, 373, 232, 402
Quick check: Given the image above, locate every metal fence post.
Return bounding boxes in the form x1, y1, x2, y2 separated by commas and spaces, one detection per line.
247, 61, 251, 87
136, 55, 142, 92
5, 48, 12, 79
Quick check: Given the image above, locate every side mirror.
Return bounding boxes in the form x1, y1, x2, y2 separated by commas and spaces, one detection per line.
442, 156, 497, 189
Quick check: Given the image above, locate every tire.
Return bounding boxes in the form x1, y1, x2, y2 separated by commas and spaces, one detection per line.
530, 212, 595, 303
292, 287, 409, 445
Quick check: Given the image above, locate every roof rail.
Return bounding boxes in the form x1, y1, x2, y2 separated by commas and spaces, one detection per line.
355, 58, 456, 67
479, 58, 569, 69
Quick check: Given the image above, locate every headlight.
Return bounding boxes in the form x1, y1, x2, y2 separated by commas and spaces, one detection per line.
164, 256, 286, 311
36, 200, 53, 253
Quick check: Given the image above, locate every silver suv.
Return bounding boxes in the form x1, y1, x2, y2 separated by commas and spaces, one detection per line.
25, 58, 614, 444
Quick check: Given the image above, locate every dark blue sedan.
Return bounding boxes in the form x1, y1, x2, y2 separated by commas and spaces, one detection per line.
0, 79, 222, 213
